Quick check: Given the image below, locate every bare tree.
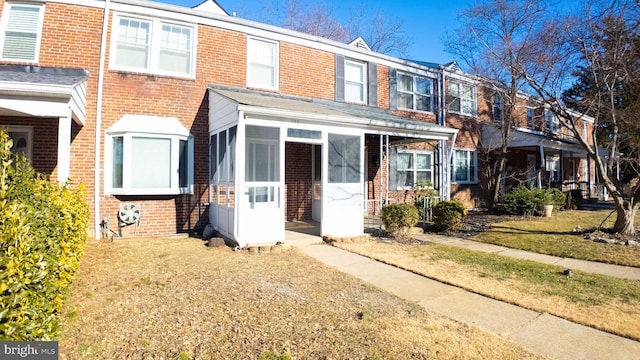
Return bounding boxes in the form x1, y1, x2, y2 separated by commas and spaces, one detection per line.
444, 0, 550, 210
229, 0, 412, 57
521, 0, 640, 234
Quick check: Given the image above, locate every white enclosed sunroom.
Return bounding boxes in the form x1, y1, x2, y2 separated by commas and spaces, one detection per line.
208, 86, 457, 248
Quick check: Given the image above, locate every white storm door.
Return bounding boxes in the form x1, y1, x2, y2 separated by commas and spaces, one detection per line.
322, 132, 363, 237
241, 125, 284, 244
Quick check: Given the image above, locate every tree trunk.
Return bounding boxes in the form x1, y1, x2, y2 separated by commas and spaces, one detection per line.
490, 155, 507, 211
613, 204, 637, 235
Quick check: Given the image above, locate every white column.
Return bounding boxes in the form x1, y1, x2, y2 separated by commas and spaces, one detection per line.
57, 115, 72, 183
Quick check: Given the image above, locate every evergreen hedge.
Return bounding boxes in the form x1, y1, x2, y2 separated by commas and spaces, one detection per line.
0, 130, 89, 340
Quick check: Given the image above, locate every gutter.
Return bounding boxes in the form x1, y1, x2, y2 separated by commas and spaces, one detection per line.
94, 0, 110, 239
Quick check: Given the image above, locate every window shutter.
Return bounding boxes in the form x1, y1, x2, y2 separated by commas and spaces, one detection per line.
335, 54, 345, 102
368, 63, 377, 106
389, 146, 398, 190
389, 68, 397, 110
2, 5, 41, 60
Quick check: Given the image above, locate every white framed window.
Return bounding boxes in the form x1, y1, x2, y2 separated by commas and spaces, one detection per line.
545, 109, 560, 134
111, 14, 195, 78
527, 108, 535, 129
245, 125, 280, 207
448, 81, 476, 116
545, 155, 559, 182
493, 95, 504, 122
328, 133, 360, 183
396, 151, 433, 189
105, 115, 193, 195
398, 73, 433, 112
0, 3, 44, 62
247, 37, 279, 90
344, 59, 366, 103
451, 149, 477, 184
5, 125, 33, 160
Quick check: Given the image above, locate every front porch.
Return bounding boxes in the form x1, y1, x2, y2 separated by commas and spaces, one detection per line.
207, 86, 457, 248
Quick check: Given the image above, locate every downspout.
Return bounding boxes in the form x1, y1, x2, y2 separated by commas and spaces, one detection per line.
440, 68, 450, 200
94, 0, 110, 239
379, 133, 383, 230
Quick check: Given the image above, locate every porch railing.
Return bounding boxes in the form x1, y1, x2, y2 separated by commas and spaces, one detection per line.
364, 196, 442, 230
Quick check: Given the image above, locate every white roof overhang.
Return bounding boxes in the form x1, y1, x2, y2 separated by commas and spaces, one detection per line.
211, 87, 458, 141
0, 80, 88, 125
106, 114, 191, 137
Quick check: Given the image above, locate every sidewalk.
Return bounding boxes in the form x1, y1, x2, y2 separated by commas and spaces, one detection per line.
289, 234, 640, 360
412, 233, 640, 281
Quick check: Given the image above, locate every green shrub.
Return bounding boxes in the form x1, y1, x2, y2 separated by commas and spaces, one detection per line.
381, 203, 420, 238
502, 185, 539, 216
549, 188, 566, 209
258, 351, 292, 360
566, 189, 583, 209
502, 185, 566, 216
0, 130, 90, 340
432, 200, 466, 231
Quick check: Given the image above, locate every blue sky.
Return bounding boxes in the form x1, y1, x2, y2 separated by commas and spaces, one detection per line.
156, 0, 467, 65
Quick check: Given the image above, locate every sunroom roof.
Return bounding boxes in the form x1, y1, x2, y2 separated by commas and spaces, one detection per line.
209, 85, 457, 140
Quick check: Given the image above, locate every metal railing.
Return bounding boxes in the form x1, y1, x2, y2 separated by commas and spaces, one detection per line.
364, 196, 442, 230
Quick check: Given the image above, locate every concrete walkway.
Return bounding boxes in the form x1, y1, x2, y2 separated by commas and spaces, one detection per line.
413, 233, 640, 281
287, 232, 640, 360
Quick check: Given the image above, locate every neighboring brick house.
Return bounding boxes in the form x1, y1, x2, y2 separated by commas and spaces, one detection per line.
0, 0, 597, 246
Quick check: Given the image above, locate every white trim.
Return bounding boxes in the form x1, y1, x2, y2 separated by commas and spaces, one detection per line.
109, 12, 197, 79
0, 2, 45, 63
448, 80, 477, 117
396, 71, 435, 114
4, 125, 33, 160
396, 149, 434, 190
451, 148, 478, 184
246, 36, 279, 91
344, 59, 367, 104
57, 115, 72, 182
104, 114, 194, 195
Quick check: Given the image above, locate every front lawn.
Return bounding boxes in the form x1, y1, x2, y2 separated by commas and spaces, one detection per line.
470, 210, 640, 266
59, 238, 542, 359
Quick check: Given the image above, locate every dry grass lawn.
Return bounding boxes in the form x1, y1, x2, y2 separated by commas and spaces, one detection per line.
59, 237, 545, 360
336, 239, 640, 341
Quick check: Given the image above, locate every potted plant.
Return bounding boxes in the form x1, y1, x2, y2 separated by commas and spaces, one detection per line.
540, 191, 554, 217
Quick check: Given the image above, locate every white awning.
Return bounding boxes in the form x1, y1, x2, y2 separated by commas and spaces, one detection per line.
106, 114, 191, 137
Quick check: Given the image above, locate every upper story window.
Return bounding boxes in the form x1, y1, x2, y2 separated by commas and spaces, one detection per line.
0, 3, 44, 62
398, 73, 433, 112
111, 14, 195, 78
448, 81, 476, 116
396, 150, 433, 189
527, 108, 535, 129
545, 109, 560, 134
493, 95, 504, 122
344, 59, 367, 103
247, 37, 279, 90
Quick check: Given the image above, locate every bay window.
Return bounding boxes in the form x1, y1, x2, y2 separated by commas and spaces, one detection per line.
106, 115, 193, 195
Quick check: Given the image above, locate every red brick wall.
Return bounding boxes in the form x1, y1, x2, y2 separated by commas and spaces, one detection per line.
284, 142, 312, 221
